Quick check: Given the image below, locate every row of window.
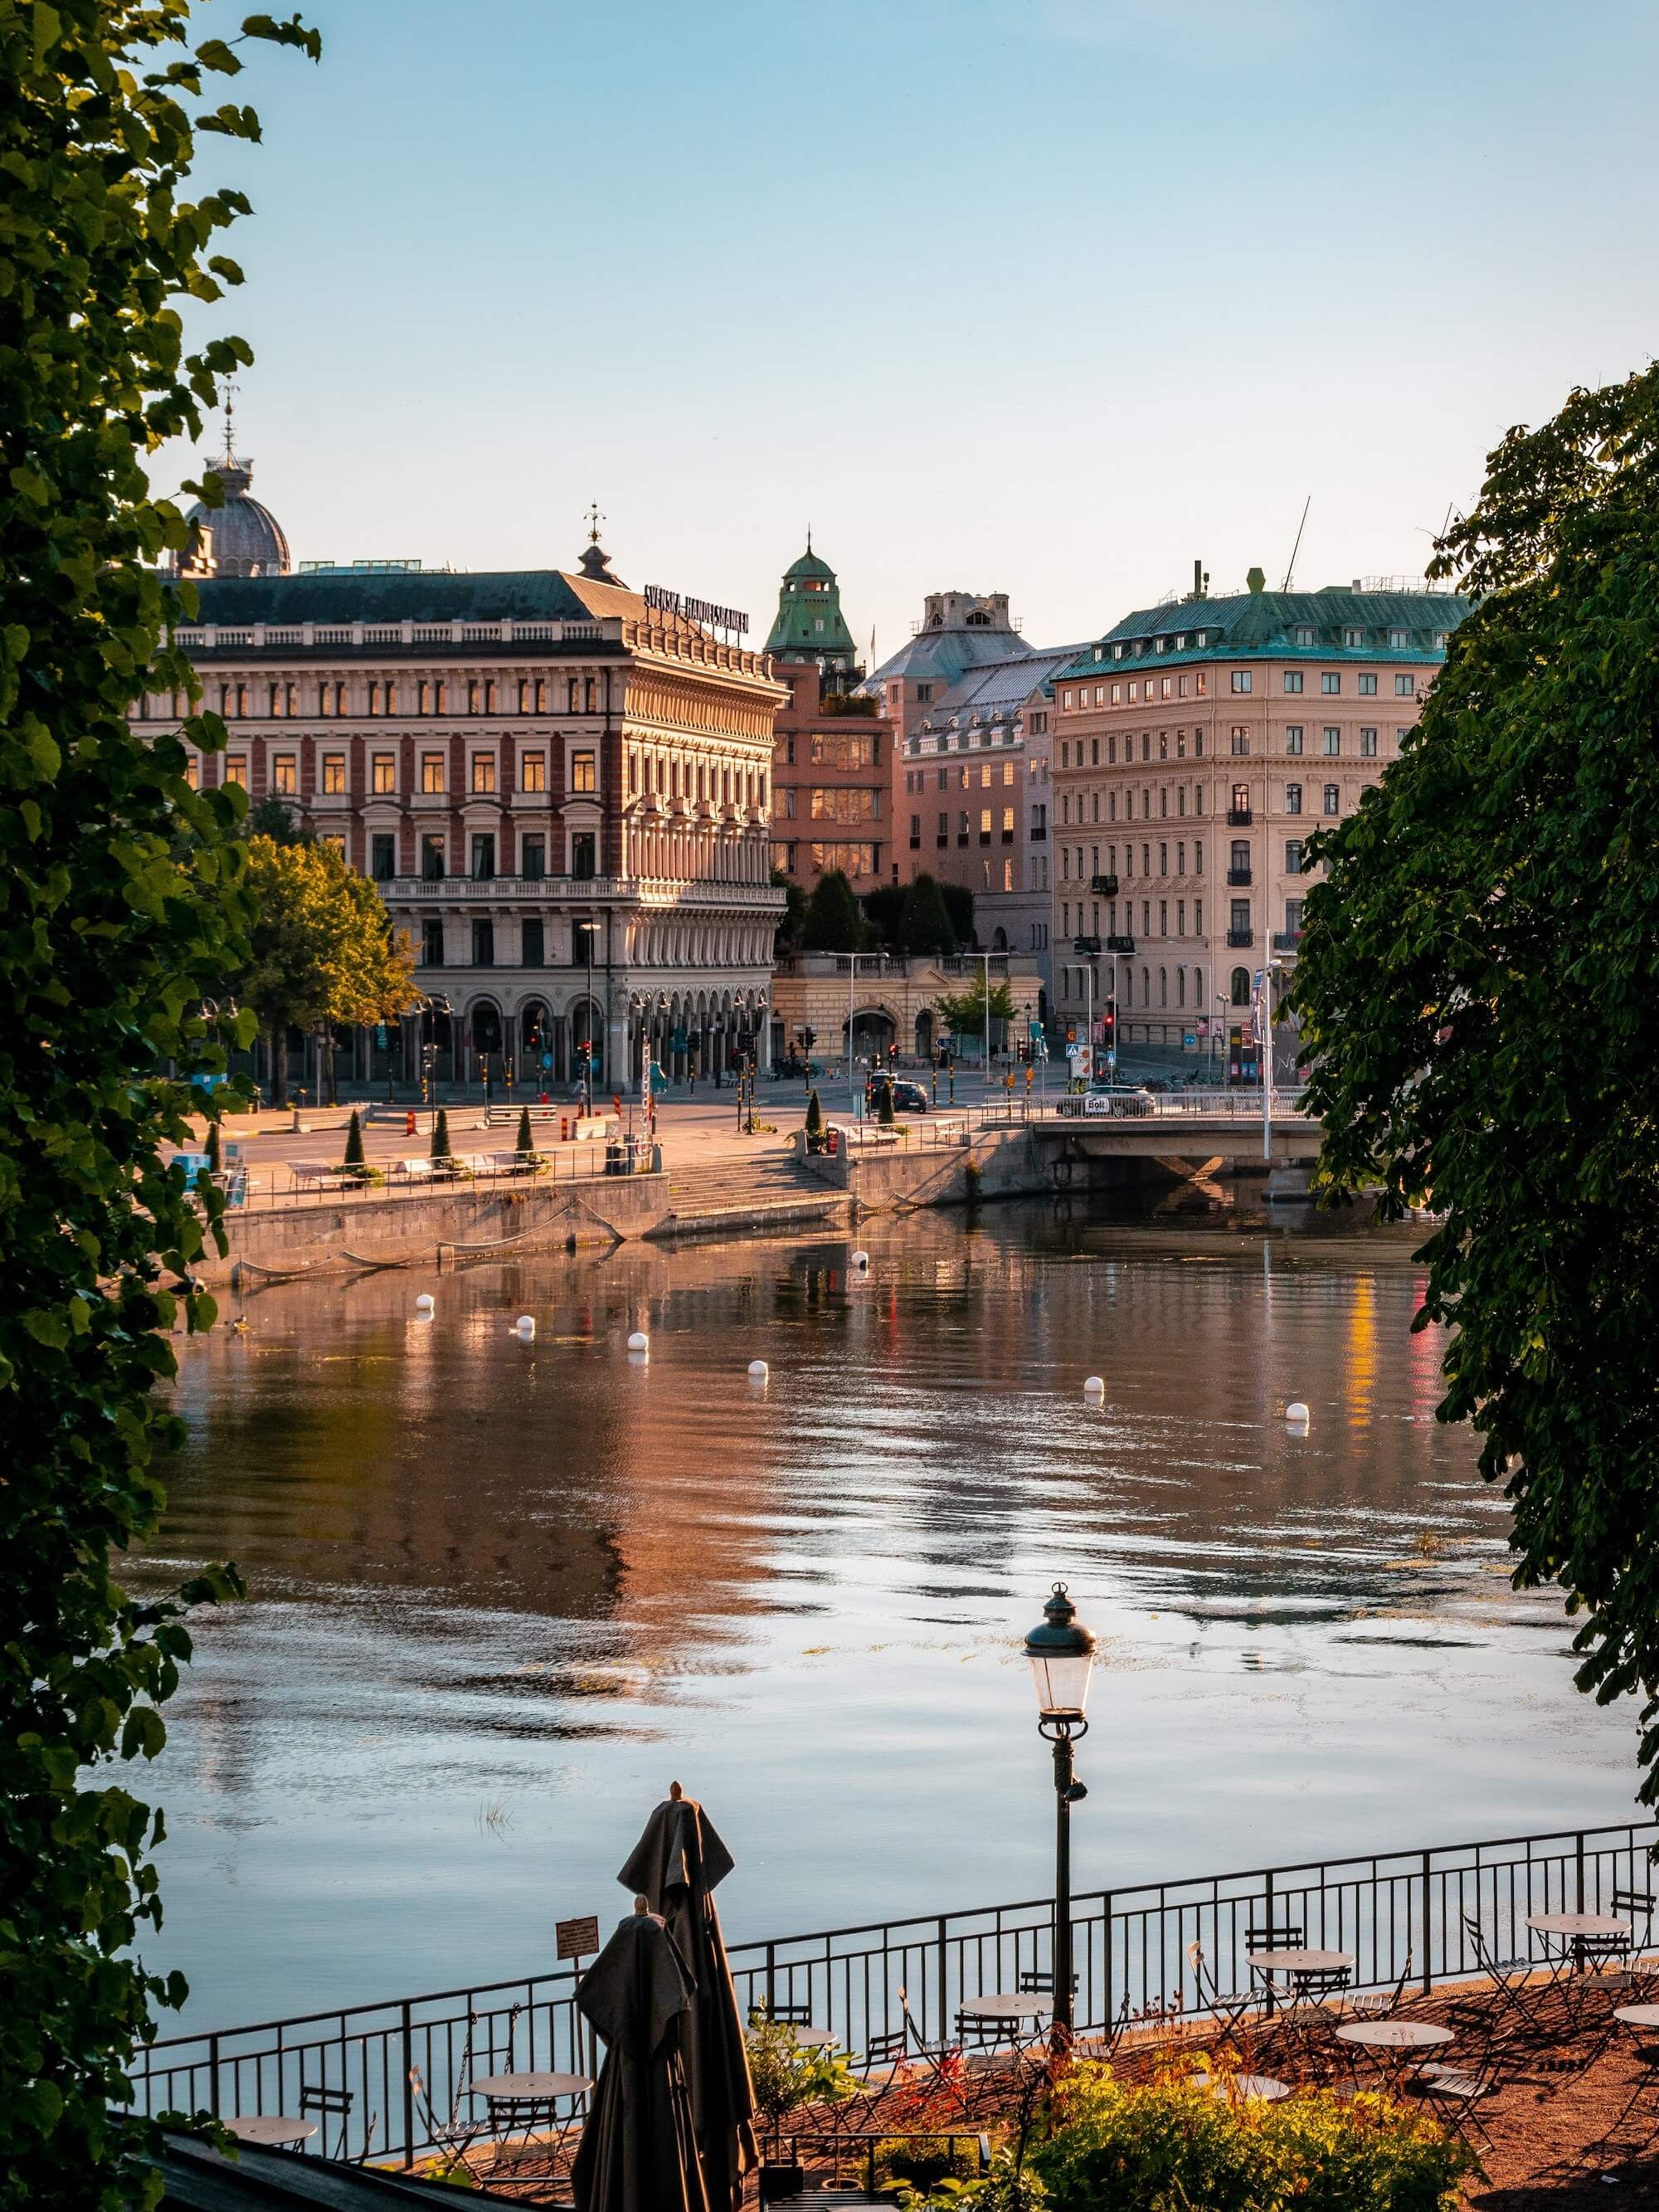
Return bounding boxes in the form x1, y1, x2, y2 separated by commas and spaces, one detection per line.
904, 761, 1024, 792
188, 675, 604, 721
364, 830, 599, 883
907, 807, 1020, 847
768, 841, 881, 879
1061, 731, 1204, 768
419, 917, 595, 969
1230, 726, 1389, 758
1062, 899, 1205, 943
1063, 783, 1207, 826
627, 751, 765, 811
1058, 667, 1422, 712
1231, 669, 1414, 698
773, 787, 880, 823
197, 748, 598, 797
774, 731, 882, 769
1094, 621, 1447, 665
1062, 840, 1206, 881
1058, 964, 1217, 1011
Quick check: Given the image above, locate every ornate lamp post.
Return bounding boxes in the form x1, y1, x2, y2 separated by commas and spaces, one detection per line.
1024, 1581, 1097, 2052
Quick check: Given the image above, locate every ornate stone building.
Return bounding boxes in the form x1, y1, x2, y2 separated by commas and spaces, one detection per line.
157, 455, 786, 1092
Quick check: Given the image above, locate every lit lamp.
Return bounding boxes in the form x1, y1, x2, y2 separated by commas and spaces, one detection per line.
1024, 1581, 1097, 2050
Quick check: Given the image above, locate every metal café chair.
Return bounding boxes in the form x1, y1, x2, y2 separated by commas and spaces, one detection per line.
754, 2000, 815, 2027
297, 2083, 353, 2160
1404, 2040, 1505, 2151
1186, 1940, 1261, 2060
1452, 1912, 1552, 2056
1345, 1953, 1413, 2023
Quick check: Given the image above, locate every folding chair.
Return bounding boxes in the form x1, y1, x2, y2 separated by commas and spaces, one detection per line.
1186, 1940, 1261, 2063
1346, 1953, 1413, 2022
1453, 1911, 1550, 2053
1404, 2041, 1505, 2151
298, 2083, 353, 2160
753, 2000, 814, 2026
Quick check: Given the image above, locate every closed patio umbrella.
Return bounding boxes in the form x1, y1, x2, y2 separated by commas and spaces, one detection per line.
618, 1784, 758, 2212
571, 1902, 709, 2212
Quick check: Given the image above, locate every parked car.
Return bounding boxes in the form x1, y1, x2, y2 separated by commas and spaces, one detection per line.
865, 1074, 931, 1115
1084, 1083, 1156, 1118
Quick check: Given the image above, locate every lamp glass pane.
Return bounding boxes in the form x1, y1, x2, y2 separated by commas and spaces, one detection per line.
1029, 1648, 1094, 1716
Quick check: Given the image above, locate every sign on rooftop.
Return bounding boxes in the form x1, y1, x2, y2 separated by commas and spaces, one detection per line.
644, 582, 749, 636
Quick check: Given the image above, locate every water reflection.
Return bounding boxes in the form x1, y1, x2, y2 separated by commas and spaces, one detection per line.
141, 1207, 1637, 2029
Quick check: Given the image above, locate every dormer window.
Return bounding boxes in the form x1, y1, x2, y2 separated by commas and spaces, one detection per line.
1344, 627, 1365, 649
1112, 644, 1125, 660
1194, 631, 1208, 647
1155, 636, 1166, 652
1293, 626, 1315, 646
1174, 634, 1186, 650
1389, 628, 1408, 650
966, 611, 990, 626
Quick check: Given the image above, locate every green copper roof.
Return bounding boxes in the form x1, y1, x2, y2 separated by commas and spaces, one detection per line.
765, 542, 859, 660
1056, 586, 1473, 682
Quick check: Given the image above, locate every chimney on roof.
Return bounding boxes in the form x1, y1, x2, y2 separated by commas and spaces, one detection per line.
1352, 577, 1362, 592
1247, 566, 1266, 595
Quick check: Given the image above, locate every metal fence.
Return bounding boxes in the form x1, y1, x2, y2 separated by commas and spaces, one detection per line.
204, 1145, 635, 1213
129, 1818, 1657, 2166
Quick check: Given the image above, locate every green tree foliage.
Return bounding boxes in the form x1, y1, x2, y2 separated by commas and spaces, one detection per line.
936, 977, 1017, 1041
342, 1108, 365, 1171
515, 1107, 534, 1157
431, 1107, 452, 1164
896, 873, 958, 958
798, 868, 867, 952
0, 6, 320, 2206
246, 793, 304, 843
241, 836, 417, 1104
804, 1088, 825, 1141
939, 881, 975, 948
859, 882, 903, 949
205, 1120, 223, 1174
1291, 367, 1659, 1798
771, 863, 807, 955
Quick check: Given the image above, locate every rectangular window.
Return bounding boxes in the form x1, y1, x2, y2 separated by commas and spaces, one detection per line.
1294, 626, 1315, 647
810, 787, 878, 823
1323, 727, 1340, 755
1323, 783, 1340, 816
467, 680, 481, 715
1127, 680, 1139, 703
472, 918, 494, 967
272, 753, 296, 795
808, 841, 878, 876
320, 832, 347, 863
521, 918, 545, 967
1389, 629, 1408, 650
1230, 670, 1253, 694
1358, 672, 1377, 695
367, 680, 382, 717
1286, 896, 1305, 934
471, 832, 495, 879
571, 749, 596, 793
1195, 671, 1208, 695
1285, 725, 1304, 755
809, 731, 878, 769
1283, 670, 1304, 694
372, 752, 396, 793
1002, 760, 1014, 786
321, 752, 345, 794
520, 750, 547, 792
915, 683, 932, 703
1396, 673, 1415, 696
1345, 628, 1364, 650
1231, 899, 1252, 933
1286, 783, 1301, 815
517, 679, 531, 714
470, 752, 497, 794
1321, 671, 1341, 694
1001, 806, 1014, 838
421, 831, 445, 880
1230, 727, 1250, 755
182, 753, 198, 789
937, 811, 949, 845
421, 751, 445, 793
1194, 839, 1204, 873
484, 680, 499, 714
521, 833, 546, 879
1359, 727, 1378, 758
1286, 839, 1303, 875
370, 832, 395, 880
421, 918, 444, 966
571, 830, 596, 878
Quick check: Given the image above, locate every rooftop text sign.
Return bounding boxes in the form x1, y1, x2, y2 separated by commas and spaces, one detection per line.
644, 582, 749, 636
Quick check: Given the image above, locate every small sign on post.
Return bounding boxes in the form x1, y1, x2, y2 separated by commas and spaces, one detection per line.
557, 1914, 600, 1963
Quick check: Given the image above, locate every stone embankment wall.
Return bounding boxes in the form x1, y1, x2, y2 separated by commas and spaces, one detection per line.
200, 1174, 671, 1288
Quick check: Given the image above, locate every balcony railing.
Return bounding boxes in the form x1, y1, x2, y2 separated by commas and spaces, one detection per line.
1226, 806, 1253, 826
1226, 927, 1253, 947
1089, 874, 1118, 896
1227, 867, 1253, 886
1273, 930, 1304, 953
1106, 933, 1136, 954
1072, 934, 1102, 955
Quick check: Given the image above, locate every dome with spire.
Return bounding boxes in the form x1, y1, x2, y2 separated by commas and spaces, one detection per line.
765, 538, 858, 662
179, 451, 290, 578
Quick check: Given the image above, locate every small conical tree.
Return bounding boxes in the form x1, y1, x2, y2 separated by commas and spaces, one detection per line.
515, 1106, 534, 1157
343, 1108, 365, 1172
205, 1120, 223, 1174
877, 1078, 895, 1126
799, 869, 866, 953
431, 1106, 452, 1163
805, 1087, 825, 1141
897, 874, 957, 959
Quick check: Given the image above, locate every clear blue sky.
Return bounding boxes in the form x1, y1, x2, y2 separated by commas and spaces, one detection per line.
157, 0, 1659, 656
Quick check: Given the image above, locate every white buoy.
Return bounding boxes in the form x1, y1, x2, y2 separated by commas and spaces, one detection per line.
415, 1293, 435, 1313
515, 1315, 536, 1337
1084, 1375, 1106, 1397
1286, 1401, 1311, 1427
747, 1359, 769, 1380
852, 1250, 869, 1270
627, 1330, 649, 1353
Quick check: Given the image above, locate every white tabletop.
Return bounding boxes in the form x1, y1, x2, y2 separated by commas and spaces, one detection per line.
468, 2072, 591, 2100
1526, 1912, 1630, 1938
1616, 2005, 1659, 2029
224, 2115, 316, 2147
1248, 1948, 1355, 1974
959, 1992, 1051, 2020
1336, 2020, 1454, 2050
1190, 2072, 1289, 2102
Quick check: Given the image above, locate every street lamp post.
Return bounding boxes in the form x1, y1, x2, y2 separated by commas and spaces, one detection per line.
1024, 1581, 1097, 2054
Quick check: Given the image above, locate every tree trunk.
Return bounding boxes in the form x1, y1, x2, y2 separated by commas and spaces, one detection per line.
266, 1026, 287, 1108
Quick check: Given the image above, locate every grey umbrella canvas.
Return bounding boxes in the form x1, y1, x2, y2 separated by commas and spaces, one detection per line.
570, 1904, 709, 2212
618, 1786, 758, 2212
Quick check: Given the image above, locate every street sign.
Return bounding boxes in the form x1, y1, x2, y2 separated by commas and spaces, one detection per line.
556, 1915, 600, 1961
1184, 1033, 1197, 1050
1074, 1045, 1093, 1080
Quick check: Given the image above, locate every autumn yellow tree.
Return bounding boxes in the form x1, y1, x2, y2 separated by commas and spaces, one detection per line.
242, 836, 418, 1102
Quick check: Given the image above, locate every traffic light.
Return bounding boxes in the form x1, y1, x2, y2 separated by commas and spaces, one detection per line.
1066, 1025, 1077, 1045
803, 1025, 815, 1050
1102, 1000, 1117, 1037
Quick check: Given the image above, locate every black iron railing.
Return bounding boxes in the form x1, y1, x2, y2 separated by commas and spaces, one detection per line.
128, 1820, 1657, 2167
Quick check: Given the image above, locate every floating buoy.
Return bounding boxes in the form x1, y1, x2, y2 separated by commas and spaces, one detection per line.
415, 1293, 435, 1315
1084, 1375, 1106, 1397
627, 1331, 649, 1353
1286, 1401, 1310, 1427
852, 1250, 869, 1270
747, 1359, 769, 1380
515, 1315, 536, 1338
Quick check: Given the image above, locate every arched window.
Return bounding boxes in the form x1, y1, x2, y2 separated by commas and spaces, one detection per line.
1194, 967, 1204, 1005
1177, 967, 1186, 1008
1123, 967, 1132, 1006
1159, 967, 1168, 1006
1231, 966, 1251, 1006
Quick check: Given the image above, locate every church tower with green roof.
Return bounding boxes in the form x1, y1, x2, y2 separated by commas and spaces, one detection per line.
765, 541, 859, 675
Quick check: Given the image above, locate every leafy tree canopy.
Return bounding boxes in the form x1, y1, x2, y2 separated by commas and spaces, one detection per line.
241, 836, 417, 1101
770, 863, 806, 955
937, 977, 1017, 1037
798, 868, 867, 953
897, 874, 958, 958
246, 794, 306, 844
0, 4, 319, 2206
1292, 365, 1659, 1798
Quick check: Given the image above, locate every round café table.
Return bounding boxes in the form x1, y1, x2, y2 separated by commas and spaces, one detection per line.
223, 2115, 316, 2149
747, 2022, 839, 2050
467, 2070, 592, 2154
1335, 2018, 1453, 2093
1190, 2073, 1289, 2103
958, 1994, 1050, 2049
1527, 1912, 1631, 1975
1248, 1948, 1355, 1995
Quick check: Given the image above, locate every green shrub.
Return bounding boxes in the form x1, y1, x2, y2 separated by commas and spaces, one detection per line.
431, 1107, 452, 1162
515, 1106, 534, 1156
1029, 2064, 1472, 2212
745, 2011, 858, 2128
343, 1108, 366, 1177
877, 2135, 980, 2190
805, 1087, 825, 1152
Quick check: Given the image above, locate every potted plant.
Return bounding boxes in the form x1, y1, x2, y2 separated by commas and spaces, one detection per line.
747, 2012, 857, 2201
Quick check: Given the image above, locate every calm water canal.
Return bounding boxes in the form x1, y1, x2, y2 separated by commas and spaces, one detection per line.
142, 1205, 1638, 2031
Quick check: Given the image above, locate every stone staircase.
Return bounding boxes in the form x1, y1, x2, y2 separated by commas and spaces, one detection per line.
657, 1148, 850, 1237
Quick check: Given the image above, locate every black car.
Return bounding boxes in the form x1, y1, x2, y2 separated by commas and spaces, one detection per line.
865, 1075, 931, 1115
